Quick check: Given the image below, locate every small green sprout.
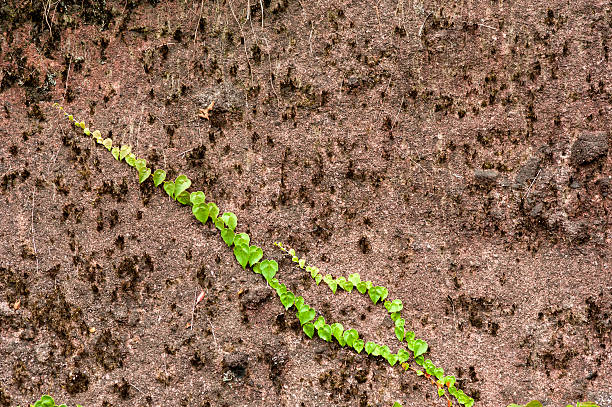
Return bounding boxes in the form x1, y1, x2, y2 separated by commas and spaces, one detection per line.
102, 138, 112, 150
111, 146, 120, 160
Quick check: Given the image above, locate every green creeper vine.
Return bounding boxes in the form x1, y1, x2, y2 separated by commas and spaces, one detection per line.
52, 104, 600, 407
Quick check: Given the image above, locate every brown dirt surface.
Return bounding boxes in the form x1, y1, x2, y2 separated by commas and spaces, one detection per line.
1, 1, 611, 407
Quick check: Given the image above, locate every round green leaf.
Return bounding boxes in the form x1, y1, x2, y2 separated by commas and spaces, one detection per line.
103, 138, 113, 151
125, 153, 136, 166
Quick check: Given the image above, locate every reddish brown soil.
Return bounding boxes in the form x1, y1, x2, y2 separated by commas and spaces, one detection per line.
0, 1, 611, 407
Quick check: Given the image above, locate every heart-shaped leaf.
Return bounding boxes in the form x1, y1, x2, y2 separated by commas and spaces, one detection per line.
317, 324, 332, 342
313, 316, 326, 330
153, 169, 166, 186
395, 326, 405, 342
275, 283, 287, 296
314, 274, 323, 285
260, 260, 278, 282
233, 233, 250, 247
353, 339, 364, 353
371, 344, 383, 357
415, 355, 425, 366
444, 375, 456, 388
233, 244, 249, 269
338, 279, 353, 292
207, 202, 220, 219
176, 191, 190, 205
294, 296, 305, 312
120, 144, 131, 160
138, 167, 151, 183
103, 138, 113, 150
221, 228, 234, 246
111, 146, 120, 160
135, 158, 147, 171
385, 353, 398, 366
280, 291, 295, 310
368, 286, 383, 304
365, 341, 377, 355
356, 281, 368, 294
193, 204, 210, 224
323, 274, 338, 294
214, 217, 225, 230
190, 191, 206, 205
385, 299, 403, 313
343, 329, 359, 347
395, 318, 405, 329
268, 278, 281, 290
221, 212, 238, 231
390, 312, 401, 322
173, 175, 191, 200
125, 153, 136, 166
330, 323, 344, 345
163, 181, 175, 198
298, 258, 306, 268
297, 307, 315, 325
348, 273, 361, 286
432, 367, 444, 381
302, 322, 315, 338
405, 331, 415, 342
413, 339, 428, 357
307, 266, 319, 278
397, 348, 411, 363
248, 245, 263, 266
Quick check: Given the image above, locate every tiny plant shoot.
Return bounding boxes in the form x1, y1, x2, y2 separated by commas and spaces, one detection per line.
52, 104, 601, 407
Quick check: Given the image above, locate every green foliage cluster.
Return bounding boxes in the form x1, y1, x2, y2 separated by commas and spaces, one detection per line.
508, 402, 600, 407
26, 395, 82, 407
275, 242, 470, 407
52, 104, 601, 407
